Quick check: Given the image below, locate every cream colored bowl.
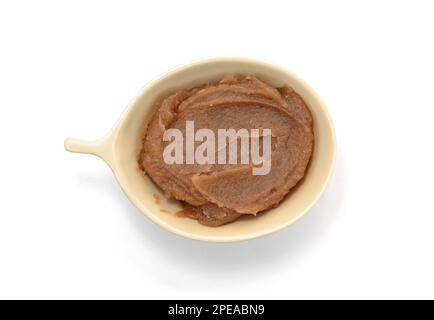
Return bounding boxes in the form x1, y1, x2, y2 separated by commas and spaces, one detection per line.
64, 57, 336, 242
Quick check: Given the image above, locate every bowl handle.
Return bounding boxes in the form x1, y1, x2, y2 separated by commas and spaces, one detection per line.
64, 134, 115, 169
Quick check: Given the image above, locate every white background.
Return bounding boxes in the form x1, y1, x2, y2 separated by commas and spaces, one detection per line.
1, 0, 433, 300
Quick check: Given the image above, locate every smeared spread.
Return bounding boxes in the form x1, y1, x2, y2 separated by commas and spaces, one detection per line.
139, 75, 314, 226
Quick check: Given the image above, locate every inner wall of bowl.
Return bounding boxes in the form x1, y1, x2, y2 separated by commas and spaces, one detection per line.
113, 59, 335, 241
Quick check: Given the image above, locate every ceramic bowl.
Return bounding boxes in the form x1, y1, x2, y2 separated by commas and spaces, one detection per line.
64, 57, 336, 242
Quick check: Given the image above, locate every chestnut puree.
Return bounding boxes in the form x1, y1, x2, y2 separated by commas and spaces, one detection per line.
139, 75, 314, 226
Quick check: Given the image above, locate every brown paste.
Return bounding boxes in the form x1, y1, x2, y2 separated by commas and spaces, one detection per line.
139, 75, 314, 226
